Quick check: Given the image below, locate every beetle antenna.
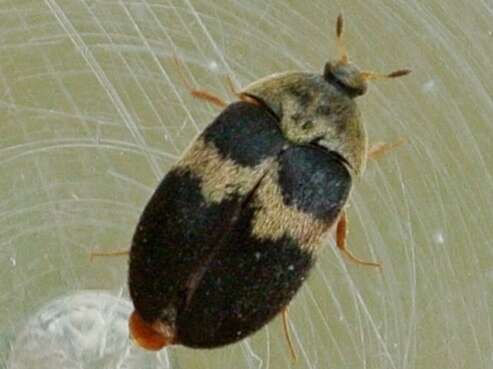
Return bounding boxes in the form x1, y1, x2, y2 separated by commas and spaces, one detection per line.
361, 69, 411, 81
336, 14, 349, 65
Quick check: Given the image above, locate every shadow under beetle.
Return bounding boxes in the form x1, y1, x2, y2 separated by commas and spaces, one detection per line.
128, 14, 410, 351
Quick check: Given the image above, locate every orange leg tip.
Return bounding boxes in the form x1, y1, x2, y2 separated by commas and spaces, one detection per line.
341, 249, 382, 270
129, 310, 174, 351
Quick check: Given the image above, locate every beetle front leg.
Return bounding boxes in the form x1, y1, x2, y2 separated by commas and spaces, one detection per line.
173, 56, 260, 108
225, 75, 262, 106
189, 89, 228, 108
368, 138, 406, 160
336, 210, 381, 268
173, 56, 228, 108
187, 74, 260, 107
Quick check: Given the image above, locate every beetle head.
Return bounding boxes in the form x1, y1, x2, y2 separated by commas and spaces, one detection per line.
239, 14, 411, 174
324, 14, 410, 98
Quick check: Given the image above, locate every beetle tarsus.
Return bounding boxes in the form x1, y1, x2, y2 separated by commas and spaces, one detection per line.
173, 55, 227, 108
190, 89, 228, 108
336, 210, 381, 268
340, 248, 382, 268
368, 138, 406, 160
89, 249, 129, 262
282, 307, 298, 362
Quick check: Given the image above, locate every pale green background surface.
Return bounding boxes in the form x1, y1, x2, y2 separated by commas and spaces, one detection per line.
1, 1, 492, 368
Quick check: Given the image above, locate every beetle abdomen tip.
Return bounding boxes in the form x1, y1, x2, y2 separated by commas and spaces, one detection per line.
129, 310, 175, 351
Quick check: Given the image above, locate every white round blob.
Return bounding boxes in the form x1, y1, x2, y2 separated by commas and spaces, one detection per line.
8, 291, 171, 369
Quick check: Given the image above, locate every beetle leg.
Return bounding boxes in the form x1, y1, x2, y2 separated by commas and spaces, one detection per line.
282, 307, 298, 362
89, 249, 129, 262
189, 89, 228, 108
368, 138, 406, 160
224, 75, 260, 106
225, 74, 240, 98
190, 76, 259, 107
336, 210, 381, 268
173, 55, 260, 108
173, 55, 227, 108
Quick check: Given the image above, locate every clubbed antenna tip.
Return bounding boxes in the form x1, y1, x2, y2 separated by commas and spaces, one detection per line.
387, 69, 412, 78
331, 14, 411, 83
361, 68, 412, 81
335, 14, 348, 64
336, 14, 344, 38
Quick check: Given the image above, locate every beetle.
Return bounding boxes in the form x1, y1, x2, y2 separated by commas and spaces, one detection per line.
127, 15, 410, 351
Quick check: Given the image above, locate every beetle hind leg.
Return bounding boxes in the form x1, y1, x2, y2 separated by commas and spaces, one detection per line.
89, 249, 129, 261
336, 210, 381, 268
282, 307, 298, 361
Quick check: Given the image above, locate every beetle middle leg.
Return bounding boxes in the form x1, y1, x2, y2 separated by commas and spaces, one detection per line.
368, 138, 406, 160
336, 210, 381, 268
89, 249, 129, 262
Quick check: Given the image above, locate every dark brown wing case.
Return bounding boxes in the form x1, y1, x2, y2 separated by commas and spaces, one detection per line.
128, 101, 351, 348
129, 101, 285, 335
177, 145, 351, 347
